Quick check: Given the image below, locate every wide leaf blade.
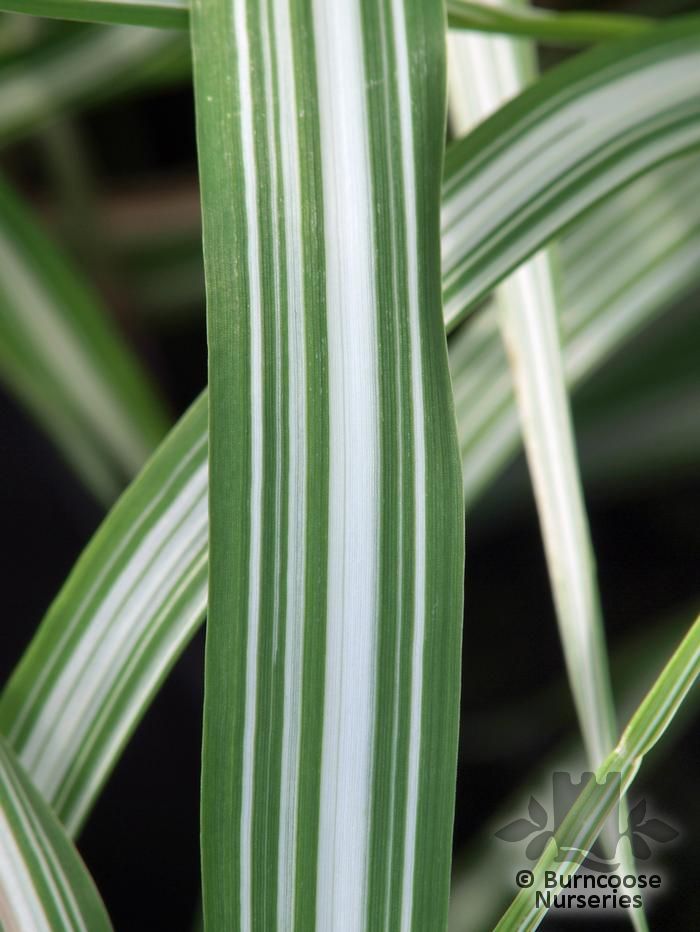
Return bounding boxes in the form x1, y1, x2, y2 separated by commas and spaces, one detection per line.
191, 0, 463, 928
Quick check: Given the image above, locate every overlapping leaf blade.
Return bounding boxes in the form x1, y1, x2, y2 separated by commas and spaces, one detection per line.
443, 16, 700, 330
449, 610, 697, 931
0, 736, 112, 931
453, 157, 700, 505
0, 395, 207, 835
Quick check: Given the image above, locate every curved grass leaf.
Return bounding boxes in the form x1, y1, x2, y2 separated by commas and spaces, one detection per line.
453, 157, 700, 506
449, 609, 696, 931
0, 737, 111, 931
0, 24, 188, 146
191, 0, 463, 928
0, 395, 207, 835
0, 174, 169, 502
0, 0, 188, 28
494, 614, 700, 931
447, 1, 652, 45
442, 16, 700, 331
3, 164, 700, 849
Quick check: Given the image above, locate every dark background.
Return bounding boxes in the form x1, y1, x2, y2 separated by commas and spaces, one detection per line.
1, 1, 699, 929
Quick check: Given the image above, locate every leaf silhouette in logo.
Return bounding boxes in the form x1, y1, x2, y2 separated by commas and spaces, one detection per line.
631, 833, 652, 860
526, 831, 552, 861
528, 796, 548, 829
629, 798, 647, 827
495, 818, 537, 842
637, 818, 679, 843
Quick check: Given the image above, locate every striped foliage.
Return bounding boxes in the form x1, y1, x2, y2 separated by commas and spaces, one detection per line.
0, 737, 111, 932
191, 1, 463, 929
4, 157, 700, 851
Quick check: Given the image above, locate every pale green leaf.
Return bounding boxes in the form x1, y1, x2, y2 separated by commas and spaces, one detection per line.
449, 610, 696, 931
494, 614, 700, 931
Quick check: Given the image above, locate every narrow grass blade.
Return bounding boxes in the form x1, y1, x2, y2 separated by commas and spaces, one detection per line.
447, 1, 652, 45
0, 395, 207, 835
192, 0, 463, 928
494, 614, 700, 931
4, 162, 700, 844
442, 17, 700, 331
0, 0, 654, 43
0, 737, 112, 932
0, 24, 188, 146
0, 0, 187, 28
449, 609, 695, 931
448, 15, 645, 928
449, 0, 616, 769
0, 175, 169, 502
